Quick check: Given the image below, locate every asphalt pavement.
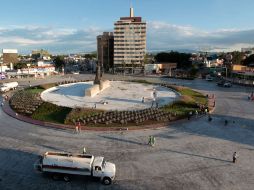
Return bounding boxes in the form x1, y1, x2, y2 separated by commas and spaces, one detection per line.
0, 75, 254, 190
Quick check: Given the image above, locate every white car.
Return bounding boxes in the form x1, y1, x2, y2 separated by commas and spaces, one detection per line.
0, 74, 6, 80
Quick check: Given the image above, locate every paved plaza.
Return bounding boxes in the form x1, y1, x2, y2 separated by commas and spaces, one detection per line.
0, 75, 254, 190
41, 81, 178, 110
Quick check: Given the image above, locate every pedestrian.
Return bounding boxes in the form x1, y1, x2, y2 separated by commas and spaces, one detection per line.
78, 121, 81, 133
195, 110, 198, 118
148, 136, 152, 145
233, 152, 238, 163
75, 126, 79, 134
82, 147, 86, 154
142, 97, 145, 103
152, 136, 156, 146
151, 99, 155, 108
208, 115, 212, 122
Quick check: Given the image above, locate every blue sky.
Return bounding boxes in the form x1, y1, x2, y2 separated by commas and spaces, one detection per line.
1, 0, 254, 53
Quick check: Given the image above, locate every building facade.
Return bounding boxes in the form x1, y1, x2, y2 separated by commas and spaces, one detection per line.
2, 49, 18, 65
97, 32, 114, 72
113, 7, 146, 73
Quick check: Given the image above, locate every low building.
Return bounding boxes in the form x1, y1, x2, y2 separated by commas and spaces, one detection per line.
145, 63, 177, 76
231, 64, 254, 80
2, 49, 18, 68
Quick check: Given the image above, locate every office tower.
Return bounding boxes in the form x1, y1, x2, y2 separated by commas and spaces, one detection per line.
114, 7, 146, 73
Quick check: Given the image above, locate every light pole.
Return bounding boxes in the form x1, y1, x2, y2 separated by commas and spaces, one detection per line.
27, 63, 31, 77
224, 66, 228, 79
0, 56, 2, 74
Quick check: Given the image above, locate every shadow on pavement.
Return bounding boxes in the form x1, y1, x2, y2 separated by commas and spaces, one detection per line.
99, 135, 144, 146
167, 114, 254, 147
163, 148, 232, 163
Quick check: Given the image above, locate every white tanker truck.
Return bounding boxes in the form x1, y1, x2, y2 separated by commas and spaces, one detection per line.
34, 152, 116, 185
0, 82, 18, 93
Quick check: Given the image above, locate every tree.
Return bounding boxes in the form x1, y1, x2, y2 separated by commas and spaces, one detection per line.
243, 54, 254, 66
154, 51, 192, 69
84, 53, 97, 59
231, 51, 245, 65
53, 56, 65, 71
143, 53, 151, 64
14, 62, 28, 70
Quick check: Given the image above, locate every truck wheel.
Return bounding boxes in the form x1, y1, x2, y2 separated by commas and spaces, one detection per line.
63, 175, 70, 182
102, 177, 112, 185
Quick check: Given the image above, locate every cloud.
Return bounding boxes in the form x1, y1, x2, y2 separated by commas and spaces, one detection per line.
147, 21, 254, 52
1, 22, 254, 54
0, 25, 103, 54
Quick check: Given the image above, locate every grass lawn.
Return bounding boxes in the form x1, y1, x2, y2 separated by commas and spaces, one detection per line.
162, 85, 207, 116
24, 88, 44, 94
31, 102, 72, 124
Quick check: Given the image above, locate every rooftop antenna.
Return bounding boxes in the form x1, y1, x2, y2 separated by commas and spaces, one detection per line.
130, 0, 134, 17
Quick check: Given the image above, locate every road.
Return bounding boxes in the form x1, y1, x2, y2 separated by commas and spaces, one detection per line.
0, 75, 254, 190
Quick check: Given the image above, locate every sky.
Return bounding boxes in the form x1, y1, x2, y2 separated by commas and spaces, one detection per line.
1, 0, 254, 54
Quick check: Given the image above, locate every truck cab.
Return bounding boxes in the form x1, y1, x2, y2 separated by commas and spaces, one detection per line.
92, 156, 116, 185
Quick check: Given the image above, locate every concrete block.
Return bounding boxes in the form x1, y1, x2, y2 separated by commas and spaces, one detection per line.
99, 80, 110, 91
85, 85, 100, 97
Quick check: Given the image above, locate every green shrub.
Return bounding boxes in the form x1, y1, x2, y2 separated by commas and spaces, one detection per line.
32, 102, 72, 124
39, 83, 57, 89
65, 108, 104, 124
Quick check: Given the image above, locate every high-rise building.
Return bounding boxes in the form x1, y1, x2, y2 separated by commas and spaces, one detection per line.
97, 32, 114, 72
113, 7, 146, 73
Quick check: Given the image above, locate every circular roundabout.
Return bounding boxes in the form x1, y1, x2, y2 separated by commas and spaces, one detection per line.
8, 79, 208, 129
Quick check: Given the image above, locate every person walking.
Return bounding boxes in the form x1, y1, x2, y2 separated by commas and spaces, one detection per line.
233, 152, 238, 163
78, 121, 81, 133
195, 110, 198, 118
148, 136, 152, 146
75, 125, 79, 134
151, 136, 156, 147
208, 114, 212, 122
204, 108, 208, 115
82, 147, 86, 154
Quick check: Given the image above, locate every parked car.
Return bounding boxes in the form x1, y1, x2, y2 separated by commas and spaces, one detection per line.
0, 82, 18, 92
0, 73, 6, 80
223, 82, 232, 87
206, 76, 214, 81
217, 80, 225, 86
